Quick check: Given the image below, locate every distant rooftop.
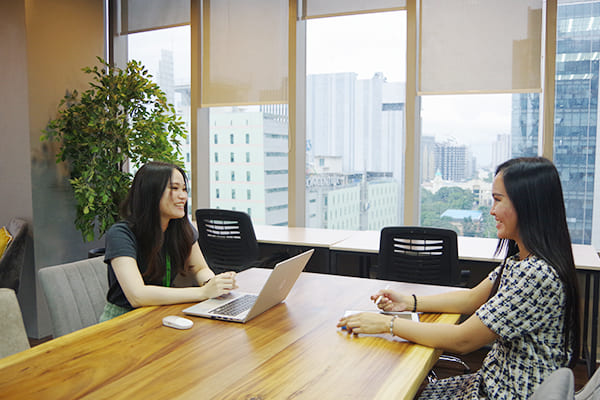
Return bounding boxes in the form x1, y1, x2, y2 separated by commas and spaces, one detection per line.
441, 209, 482, 220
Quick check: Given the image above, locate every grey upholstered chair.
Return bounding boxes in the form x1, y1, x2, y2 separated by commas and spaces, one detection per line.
0, 218, 28, 293
0, 288, 30, 358
530, 368, 575, 400
576, 366, 600, 400
531, 366, 600, 400
38, 256, 108, 338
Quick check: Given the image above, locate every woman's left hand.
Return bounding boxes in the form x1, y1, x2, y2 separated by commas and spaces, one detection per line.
336, 312, 391, 335
202, 271, 238, 298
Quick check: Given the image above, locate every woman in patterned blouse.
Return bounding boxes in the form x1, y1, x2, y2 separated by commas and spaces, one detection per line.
337, 157, 580, 399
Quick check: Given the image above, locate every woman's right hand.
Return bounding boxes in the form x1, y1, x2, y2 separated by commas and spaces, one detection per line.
202, 271, 238, 299
370, 289, 413, 312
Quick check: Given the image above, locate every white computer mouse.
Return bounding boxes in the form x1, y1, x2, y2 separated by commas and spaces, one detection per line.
162, 315, 194, 330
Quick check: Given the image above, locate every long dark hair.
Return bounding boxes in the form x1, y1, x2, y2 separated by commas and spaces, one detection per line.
120, 161, 195, 282
491, 157, 580, 368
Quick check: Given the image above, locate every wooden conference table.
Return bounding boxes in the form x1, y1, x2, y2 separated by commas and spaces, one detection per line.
256, 225, 600, 377
0, 268, 460, 400
328, 230, 600, 376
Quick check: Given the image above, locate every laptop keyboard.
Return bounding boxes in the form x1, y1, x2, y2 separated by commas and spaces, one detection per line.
209, 294, 258, 316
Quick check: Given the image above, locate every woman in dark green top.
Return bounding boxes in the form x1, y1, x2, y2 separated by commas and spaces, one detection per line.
100, 161, 237, 321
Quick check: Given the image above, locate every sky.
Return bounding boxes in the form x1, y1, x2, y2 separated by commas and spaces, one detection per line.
306, 12, 406, 82
306, 11, 512, 169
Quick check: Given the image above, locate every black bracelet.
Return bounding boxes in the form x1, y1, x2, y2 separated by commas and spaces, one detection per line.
412, 294, 417, 312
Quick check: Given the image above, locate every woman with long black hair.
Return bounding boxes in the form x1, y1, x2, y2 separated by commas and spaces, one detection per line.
337, 157, 580, 399
99, 161, 237, 321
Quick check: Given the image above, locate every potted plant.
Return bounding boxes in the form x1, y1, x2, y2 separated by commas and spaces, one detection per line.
42, 57, 186, 243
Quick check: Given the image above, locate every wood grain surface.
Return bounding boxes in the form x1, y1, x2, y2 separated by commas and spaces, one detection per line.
0, 269, 460, 400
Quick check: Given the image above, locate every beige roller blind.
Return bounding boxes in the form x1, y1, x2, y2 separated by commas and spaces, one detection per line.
419, 0, 543, 95
201, 0, 289, 107
123, 0, 190, 34
303, 0, 406, 19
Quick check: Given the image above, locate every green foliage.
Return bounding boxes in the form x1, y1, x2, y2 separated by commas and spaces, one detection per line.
41, 57, 187, 242
421, 186, 496, 238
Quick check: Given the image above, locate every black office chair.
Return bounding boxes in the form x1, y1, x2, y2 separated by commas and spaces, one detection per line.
195, 209, 261, 274
377, 226, 460, 286
377, 226, 470, 376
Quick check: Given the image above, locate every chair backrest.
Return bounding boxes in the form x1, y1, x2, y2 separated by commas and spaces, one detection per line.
0, 218, 28, 293
195, 209, 259, 274
0, 288, 30, 358
530, 368, 575, 400
377, 226, 460, 286
38, 257, 108, 338
575, 366, 600, 400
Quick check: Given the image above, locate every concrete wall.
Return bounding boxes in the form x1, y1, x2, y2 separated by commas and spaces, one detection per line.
1, 0, 105, 338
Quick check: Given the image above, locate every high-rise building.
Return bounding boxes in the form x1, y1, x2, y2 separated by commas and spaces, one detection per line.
421, 135, 437, 182
209, 106, 289, 226
306, 72, 404, 229
512, 1, 600, 245
491, 134, 511, 171
158, 49, 175, 105
435, 141, 471, 182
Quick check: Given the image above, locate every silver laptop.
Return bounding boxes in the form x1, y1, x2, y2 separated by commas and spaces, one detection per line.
182, 249, 314, 323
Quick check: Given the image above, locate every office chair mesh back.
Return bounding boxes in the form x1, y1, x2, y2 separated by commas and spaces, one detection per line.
378, 226, 469, 375
195, 209, 259, 273
378, 226, 460, 286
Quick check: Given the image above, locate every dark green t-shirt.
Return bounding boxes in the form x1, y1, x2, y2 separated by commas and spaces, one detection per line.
104, 221, 198, 309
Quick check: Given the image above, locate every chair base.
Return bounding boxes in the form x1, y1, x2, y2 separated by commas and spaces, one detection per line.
427, 354, 471, 384
439, 354, 471, 373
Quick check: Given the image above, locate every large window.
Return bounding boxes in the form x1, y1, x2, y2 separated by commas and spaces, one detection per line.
305, 11, 406, 231
118, 1, 600, 246
127, 25, 192, 209
420, 94, 539, 237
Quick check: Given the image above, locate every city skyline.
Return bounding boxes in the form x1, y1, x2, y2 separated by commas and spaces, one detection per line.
127, 13, 511, 171
126, 2, 600, 246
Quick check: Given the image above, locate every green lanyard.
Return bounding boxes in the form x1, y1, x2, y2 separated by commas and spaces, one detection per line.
162, 255, 171, 287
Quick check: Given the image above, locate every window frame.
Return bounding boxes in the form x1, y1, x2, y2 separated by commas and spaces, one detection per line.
189, 0, 557, 230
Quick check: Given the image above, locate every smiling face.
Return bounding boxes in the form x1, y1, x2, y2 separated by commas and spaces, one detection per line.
490, 172, 520, 243
159, 168, 188, 230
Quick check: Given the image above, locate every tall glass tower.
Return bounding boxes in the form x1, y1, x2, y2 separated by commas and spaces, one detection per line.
554, 1, 600, 245
513, 0, 600, 245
